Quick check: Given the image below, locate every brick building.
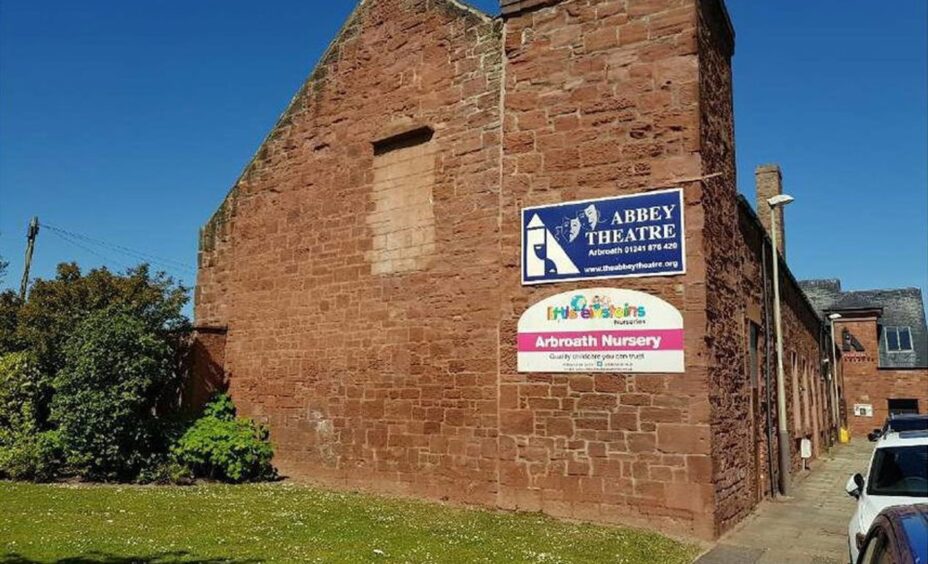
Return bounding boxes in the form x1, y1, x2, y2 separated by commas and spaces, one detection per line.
801, 280, 928, 436
193, 0, 837, 539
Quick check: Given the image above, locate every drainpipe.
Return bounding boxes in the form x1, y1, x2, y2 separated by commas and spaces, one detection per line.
827, 314, 842, 437
761, 242, 776, 497
820, 324, 832, 447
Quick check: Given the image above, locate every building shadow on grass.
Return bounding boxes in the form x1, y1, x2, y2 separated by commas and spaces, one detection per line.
1, 552, 262, 564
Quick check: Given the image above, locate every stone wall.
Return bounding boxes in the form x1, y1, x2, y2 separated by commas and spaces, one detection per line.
772, 254, 830, 471
498, 0, 732, 539
183, 327, 228, 411
196, 0, 504, 505
694, 0, 749, 536
731, 198, 833, 532
193, 0, 830, 541
736, 202, 776, 505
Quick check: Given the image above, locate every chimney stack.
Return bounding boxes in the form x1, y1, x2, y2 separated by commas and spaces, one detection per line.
755, 164, 787, 258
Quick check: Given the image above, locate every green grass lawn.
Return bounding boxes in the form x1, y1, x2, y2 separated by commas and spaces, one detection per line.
0, 481, 698, 563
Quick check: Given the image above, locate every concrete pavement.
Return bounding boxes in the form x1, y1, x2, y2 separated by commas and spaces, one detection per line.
696, 439, 873, 564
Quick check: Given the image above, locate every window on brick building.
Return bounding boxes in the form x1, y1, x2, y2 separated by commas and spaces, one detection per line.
887, 398, 919, 415
884, 326, 913, 353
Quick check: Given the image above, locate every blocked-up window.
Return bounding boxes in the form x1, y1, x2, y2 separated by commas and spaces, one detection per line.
791, 351, 801, 434
748, 322, 760, 389
884, 326, 913, 353
801, 358, 811, 432
367, 127, 437, 275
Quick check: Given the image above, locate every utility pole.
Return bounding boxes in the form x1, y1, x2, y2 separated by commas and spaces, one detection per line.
19, 216, 39, 301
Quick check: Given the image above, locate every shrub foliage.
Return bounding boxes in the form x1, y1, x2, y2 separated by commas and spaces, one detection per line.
172, 394, 275, 483
51, 307, 176, 480
14, 263, 189, 375
0, 352, 62, 481
0, 262, 275, 483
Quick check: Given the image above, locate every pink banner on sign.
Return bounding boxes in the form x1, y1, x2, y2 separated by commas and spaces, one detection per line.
518, 329, 684, 352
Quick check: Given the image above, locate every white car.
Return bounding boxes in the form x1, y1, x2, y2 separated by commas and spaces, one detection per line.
845, 430, 928, 563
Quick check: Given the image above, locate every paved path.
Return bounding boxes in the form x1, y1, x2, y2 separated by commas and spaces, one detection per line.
696, 440, 873, 564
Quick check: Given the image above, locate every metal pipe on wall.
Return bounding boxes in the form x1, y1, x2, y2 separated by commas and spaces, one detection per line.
761, 241, 777, 497
828, 315, 842, 435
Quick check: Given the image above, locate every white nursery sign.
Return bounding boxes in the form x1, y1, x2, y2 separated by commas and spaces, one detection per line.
517, 288, 684, 373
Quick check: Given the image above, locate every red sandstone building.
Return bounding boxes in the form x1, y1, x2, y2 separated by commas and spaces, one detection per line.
193, 0, 844, 539
801, 280, 928, 437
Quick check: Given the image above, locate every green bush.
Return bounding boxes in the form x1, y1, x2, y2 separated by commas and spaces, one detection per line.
51, 307, 175, 481
17, 263, 189, 379
0, 430, 63, 482
172, 395, 275, 483
202, 392, 236, 421
0, 352, 42, 434
0, 263, 277, 485
137, 460, 194, 485
0, 290, 23, 356
0, 262, 198, 483
0, 352, 61, 481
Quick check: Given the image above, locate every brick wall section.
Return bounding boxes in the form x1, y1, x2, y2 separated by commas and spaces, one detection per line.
694, 0, 751, 536
846, 368, 928, 435
197, 199, 235, 328
737, 206, 775, 503
183, 327, 228, 411
499, 0, 736, 539
768, 257, 828, 468
734, 199, 837, 527
196, 0, 504, 504
193, 0, 832, 541
837, 317, 928, 435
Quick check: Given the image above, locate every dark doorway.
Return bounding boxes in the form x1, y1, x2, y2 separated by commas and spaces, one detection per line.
887, 398, 919, 415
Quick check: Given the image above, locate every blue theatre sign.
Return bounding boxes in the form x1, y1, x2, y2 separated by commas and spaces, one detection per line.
521, 189, 686, 285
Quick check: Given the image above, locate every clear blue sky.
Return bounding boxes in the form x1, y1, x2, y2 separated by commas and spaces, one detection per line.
1, 1, 926, 315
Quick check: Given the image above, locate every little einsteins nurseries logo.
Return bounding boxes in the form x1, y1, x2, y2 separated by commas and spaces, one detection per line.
517, 288, 685, 373
546, 294, 646, 322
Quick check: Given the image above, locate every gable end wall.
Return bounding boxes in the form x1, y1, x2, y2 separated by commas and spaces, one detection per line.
191, 0, 832, 541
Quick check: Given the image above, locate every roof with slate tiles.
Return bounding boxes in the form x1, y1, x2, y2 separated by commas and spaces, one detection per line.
799, 279, 928, 368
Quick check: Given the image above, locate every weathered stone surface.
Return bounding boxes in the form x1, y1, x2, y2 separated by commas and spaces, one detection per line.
192, 0, 834, 542
195, 0, 504, 507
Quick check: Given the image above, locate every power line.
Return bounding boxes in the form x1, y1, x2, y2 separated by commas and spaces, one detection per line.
41, 222, 196, 274
46, 228, 136, 273
43, 222, 195, 270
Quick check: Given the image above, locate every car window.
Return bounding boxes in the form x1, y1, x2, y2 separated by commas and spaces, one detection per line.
868, 444, 928, 497
889, 418, 928, 433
